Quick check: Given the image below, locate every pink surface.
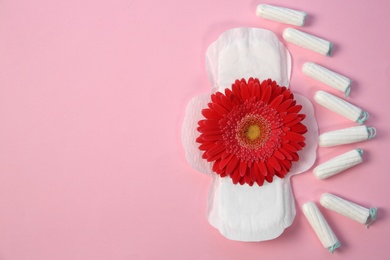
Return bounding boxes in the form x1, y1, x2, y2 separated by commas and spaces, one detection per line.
0, 0, 389, 259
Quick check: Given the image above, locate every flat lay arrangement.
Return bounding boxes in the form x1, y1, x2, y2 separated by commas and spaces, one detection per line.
183, 3, 378, 253
1, 1, 388, 259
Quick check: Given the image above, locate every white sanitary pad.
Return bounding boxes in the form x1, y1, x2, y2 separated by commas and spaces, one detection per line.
182, 28, 318, 241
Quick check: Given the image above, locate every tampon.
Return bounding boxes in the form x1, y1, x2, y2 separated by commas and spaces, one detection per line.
314, 91, 368, 124
303, 62, 352, 97
313, 149, 363, 179
319, 125, 376, 147
256, 4, 307, 26
283, 28, 333, 56
302, 202, 340, 253
320, 193, 377, 227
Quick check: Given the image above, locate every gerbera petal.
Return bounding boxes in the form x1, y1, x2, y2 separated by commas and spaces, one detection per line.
277, 99, 293, 112
283, 132, 306, 142
265, 174, 273, 183
286, 104, 302, 113
212, 159, 223, 174
282, 113, 298, 124
282, 143, 297, 153
239, 160, 247, 177
231, 167, 241, 184
255, 172, 265, 186
266, 162, 275, 177
285, 117, 304, 127
201, 108, 220, 119
268, 156, 282, 171
201, 134, 222, 142
273, 150, 285, 160
240, 82, 251, 100
212, 103, 229, 116
197, 127, 220, 135
257, 161, 268, 176
251, 164, 258, 180
198, 142, 215, 151
226, 155, 239, 175
269, 95, 284, 108
261, 85, 272, 104
232, 82, 242, 99
219, 153, 234, 170
206, 144, 225, 157
280, 159, 292, 170
279, 147, 293, 160
290, 123, 308, 134
219, 95, 234, 110
253, 82, 261, 98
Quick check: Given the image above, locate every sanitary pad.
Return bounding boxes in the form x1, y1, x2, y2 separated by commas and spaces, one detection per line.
182, 28, 318, 241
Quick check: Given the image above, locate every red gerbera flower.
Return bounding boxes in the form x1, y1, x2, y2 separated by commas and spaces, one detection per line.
196, 78, 307, 186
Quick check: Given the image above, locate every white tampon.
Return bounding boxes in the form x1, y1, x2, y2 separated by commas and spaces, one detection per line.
314, 91, 369, 124
319, 125, 376, 147
256, 4, 307, 26
320, 193, 377, 227
313, 149, 363, 179
283, 28, 333, 56
302, 202, 340, 253
303, 62, 352, 97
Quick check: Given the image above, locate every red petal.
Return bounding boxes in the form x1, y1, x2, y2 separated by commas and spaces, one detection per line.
290, 123, 307, 134
240, 82, 251, 100
261, 85, 272, 104
257, 161, 268, 176
201, 109, 220, 119
226, 155, 239, 175
288, 141, 304, 150
206, 144, 225, 157
198, 142, 215, 151
266, 162, 275, 177
219, 95, 233, 110
244, 171, 252, 184
284, 132, 306, 142
285, 117, 304, 127
197, 127, 220, 135
196, 136, 204, 143
283, 113, 298, 124
232, 167, 241, 184
255, 172, 265, 186
239, 160, 247, 177
265, 174, 273, 183
291, 152, 299, 161
282, 143, 298, 153
212, 103, 229, 116
280, 159, 292, 170
212, 160, 223, 174
219, 154, 235, 169
279, 147, 293, 160
201, 134, 222, 142
269, 95, 284, 108
277, 99, 293, 112
232, 83, 242, 100
253, 82, 261, 98
268, 156, 282, 171
286, 105, 302, 113
203, 119, 220, 127
273, 150, 285, 160
247, 79, 255, 95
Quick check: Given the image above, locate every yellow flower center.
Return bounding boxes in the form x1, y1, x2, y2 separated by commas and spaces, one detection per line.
246, 125, 261, 140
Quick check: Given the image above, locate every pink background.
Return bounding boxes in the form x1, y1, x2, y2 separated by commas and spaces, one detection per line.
0, 0, 389, 259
